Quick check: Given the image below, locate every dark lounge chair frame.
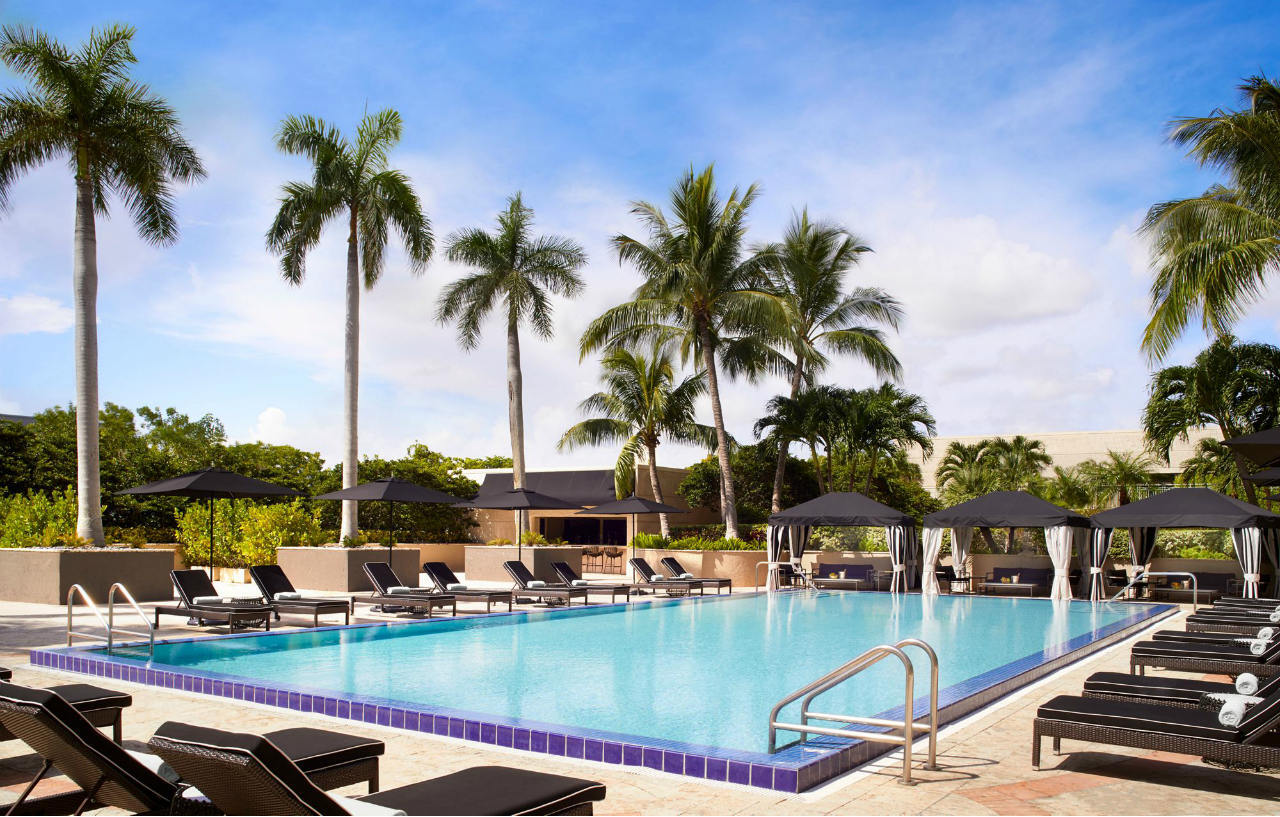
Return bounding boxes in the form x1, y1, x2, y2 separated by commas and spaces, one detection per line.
352, 562, 457, 618
629, 558, 705, 596
657, 557, 732, 594
155, 569, 274, 631
503, 561, 590, 606
550, 561, 632, 604
249, 564, 353, 627
1129, 640, 1280, 677
422, 561, 514, 613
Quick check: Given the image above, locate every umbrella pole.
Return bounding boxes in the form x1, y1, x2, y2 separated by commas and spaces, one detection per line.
388, 501, 395, 565
630, 512, 636, 584
207, 496, 214, 575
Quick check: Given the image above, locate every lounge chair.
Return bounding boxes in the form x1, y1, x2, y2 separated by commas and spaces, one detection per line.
1082, 671, 1280, 708
812, 563, 879, 591
1186, 607, 1280, 635
1130, 637, 1280, 676
658, 557, 732, 594
352, 562, 457, 618
629, 558, 704, 596
422, 561, 514, 613
0, 671, 130, 743
551, 561, 632, 603
156, 569, 275, 630
503, 561, 590, 606
1033, 687, 1280, 770
149, 721, 607, 816
250, 564, 352, 627
0, 683, 385, 815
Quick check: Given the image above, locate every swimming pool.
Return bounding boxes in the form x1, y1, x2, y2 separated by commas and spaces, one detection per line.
37, 591, 1173, 792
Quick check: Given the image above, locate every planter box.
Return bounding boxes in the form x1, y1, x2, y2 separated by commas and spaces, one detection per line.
464, 545, 582, 584
141, 542, 187, 571
633, 547, 766, 588
0, 548, 176, 605
415, 543, 467, 572
276, 546, 422, 592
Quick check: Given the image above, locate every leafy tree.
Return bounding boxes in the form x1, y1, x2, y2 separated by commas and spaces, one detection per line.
223, 442, 327, 496
136, 407, 226, 474
1177, 438, 1245, 497
448, 454, 513, 470
826, 384, 934, 494
0, 24, 204, 543
436, 193, 585, 536
1079, 450, 1156, 507
1042, 465, 1094, 512
581, 165, 785, 538
267, 108, 433, 541
1140, 75, 1280, 360
678, 443, 819, 523
558, 347, 714, 536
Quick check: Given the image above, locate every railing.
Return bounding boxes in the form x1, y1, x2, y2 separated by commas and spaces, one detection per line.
1110, 571, 1201, 611
768, 639, 939, 785
66, 583, 155, 655
755, 560, 809, 591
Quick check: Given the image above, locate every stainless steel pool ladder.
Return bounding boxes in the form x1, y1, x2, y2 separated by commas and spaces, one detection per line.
1110, 571, 1200, 610
767, 638, 939, 785
66, 583, 155, 655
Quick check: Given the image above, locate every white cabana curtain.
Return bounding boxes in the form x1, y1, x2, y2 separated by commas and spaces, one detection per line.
921, 527, 944, 596
764, 524, 811, 591
887, 525, 911, 593
1232, 527, 1263, 599
1044, 525, 1075, 601
951, 527, 972, 578
1082, 528, 1112, 601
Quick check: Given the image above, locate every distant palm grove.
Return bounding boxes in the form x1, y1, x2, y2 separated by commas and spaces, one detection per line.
2, 24, 1280, 554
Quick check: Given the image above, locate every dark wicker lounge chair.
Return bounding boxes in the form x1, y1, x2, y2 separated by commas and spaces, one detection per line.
1082, 671, 1280, 708
551, 561, 632, 603
503, 561, 590, 606
149, 721, 607, 815
0, 672, 130, 744
0, 683, 385, 815
1130, 637, 1280, 676
156, 569, 274, 630
658, 557, 732, 593
1033, 688, 1280, 769
249, 564, 352, 626
811, 563, 879, 590
422, 561, 513, 613
629, 558, 705, 596
353, 562, 457, 618
1186, 607, 1280, 635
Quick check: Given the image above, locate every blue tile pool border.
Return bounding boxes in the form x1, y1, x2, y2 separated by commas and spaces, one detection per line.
33, 592, 1176, 793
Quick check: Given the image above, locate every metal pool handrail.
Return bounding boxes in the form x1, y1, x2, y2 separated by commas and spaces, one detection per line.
66, 582, 154, 655
1111, 571, 1200, 611
767, 638, 939, 785
755, 560, 808, 591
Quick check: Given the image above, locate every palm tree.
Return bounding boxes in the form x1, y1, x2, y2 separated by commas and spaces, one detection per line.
935, 441, 991, 497
986, 435, 1052, 492
1140, 75, 1280, 360
1044, 465, 1093, 512
580, 165, 784, 539
438, 194, 586, 536
1079, 450, 1156, 507
557, 348, 715, 537
830, 385, 934, 494
267, 109, 433, 541
1142, 335, 1280, 503
759, 210, 903, 511
1177, 439, 1245, 497
0, 24, 204, 544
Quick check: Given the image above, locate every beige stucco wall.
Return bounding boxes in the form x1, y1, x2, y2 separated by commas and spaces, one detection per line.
276, 546, 421, 592
631, 547, 765, 588
0, 548, 175, 604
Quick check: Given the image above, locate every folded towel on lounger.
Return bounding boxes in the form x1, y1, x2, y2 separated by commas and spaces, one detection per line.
1259, 627, 1276, 641
679, 572, 694, 579
386, 586, 413, 595
1237, 673, 1260, 695
193, 596, 237, 605
527, 580, 546, 588
446, 583, 467, 591
274, 592, 302, 601
571, 580, 589, 587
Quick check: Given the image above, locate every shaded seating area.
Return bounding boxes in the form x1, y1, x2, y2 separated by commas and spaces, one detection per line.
767, 492, 916, 592
503, 561, 590, 606
551, 561, 632, 603
978, 566, 1052, 597
149, 721, 606, 815
353, 562, 456, 618
249, 564, 352, 626
658, 556, 731, 593
811, 562, 880, 590
155, 568, 275, 630
422, 561, 514, 613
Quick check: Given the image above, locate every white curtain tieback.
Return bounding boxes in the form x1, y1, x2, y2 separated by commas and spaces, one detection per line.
1054, 569, 1068, 576
1246, 573, 1262, 581
892, 565, 905, 572
1089, 567, 1103, 574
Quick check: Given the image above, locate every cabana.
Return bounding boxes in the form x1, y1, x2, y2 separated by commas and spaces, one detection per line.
1092, 488, 1280, 599
766, 493, 916, 592
922, 491, 1092, 600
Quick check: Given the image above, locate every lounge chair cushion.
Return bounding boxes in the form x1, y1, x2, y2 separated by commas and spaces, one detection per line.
274, 592, 303, 601
571, 580, 589, 587
193, 595, 236, 605
387, 586, 413, 595
1131, 639, 1279, 663
1036, 695, 1240, 742
262, 727, 385, 776
446, 583, 467, 591
526, 580, 546, 588
1081, 672, 1263, 705
46, 684, 132, 714
358, 766, 607, 817
334, 793, 404, 816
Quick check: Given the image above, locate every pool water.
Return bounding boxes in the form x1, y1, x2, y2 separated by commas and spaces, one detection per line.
101, 591, 1158, 754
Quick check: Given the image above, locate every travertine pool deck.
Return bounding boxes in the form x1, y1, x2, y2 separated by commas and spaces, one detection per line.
0, 583, 1276, 815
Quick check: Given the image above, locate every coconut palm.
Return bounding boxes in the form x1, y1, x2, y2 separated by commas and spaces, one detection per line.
0, 24, 204, 544
1079, 450, 1156, 507
1142, 335, 1280, 503
759, 210, 903, 511
934, 441, 991, 497
438, 194, 585, 535
1177, 439, 1245, 498
557, 348, 714, 537
267, 109, 433, 541
832, 384, 934, 494
1140, 75, 1280, 360
985, 435, 1052, 492
580, 165, 784, 539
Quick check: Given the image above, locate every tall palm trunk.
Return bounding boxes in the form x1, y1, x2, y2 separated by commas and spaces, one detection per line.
340, 210, 360, 541
646, 443, 670, 538
507, 316, 527, 538
699, 327, 738, 539
863, 450, 879, 495
73, 172, 103, 546
770, 363, 805, 513
809, 443, 825, 494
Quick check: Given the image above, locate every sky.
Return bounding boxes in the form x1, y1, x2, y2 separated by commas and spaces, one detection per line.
2, 0, 1279, 472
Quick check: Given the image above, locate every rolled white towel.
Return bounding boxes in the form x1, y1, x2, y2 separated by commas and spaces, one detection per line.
679, 572, 694, 579
1235, 638, 1269, 656
1218, 699, 1248, 728
274, 592, 302, 601
1236, 673, 1260, 695
386, 586, 413, 595
445, 583, 467, 591
1258, 627, 1276, 641
571, 579, 589, 587
1271, 607, 1280, 623
526, 580, 546, 588
1205, 692, 1264, 709
193, 596, 239, 605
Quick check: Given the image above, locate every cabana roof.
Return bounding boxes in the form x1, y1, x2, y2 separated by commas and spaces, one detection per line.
1091, 487, 1280, 529
923, 490, 1091, 529
769, 492, 914, 527
1222, 427, 1280, 468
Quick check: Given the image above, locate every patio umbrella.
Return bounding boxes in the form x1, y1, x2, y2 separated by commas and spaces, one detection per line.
314, 478, 464, 564
460, 488, 582, 560
578, 494, 685, 581
1223, 428, 1280, 468
118, 468, 301, 572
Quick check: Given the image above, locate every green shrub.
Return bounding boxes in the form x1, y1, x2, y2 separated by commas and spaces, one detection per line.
663, 536, 760, 551
340, 533, 370, 548
486, 537, 512, 545
810, 526, 889, 552
0, 488, 79, 548
1105, 528, 1233, 561
668, 523, 768, 543
631, 532, 668, 549
520, 531, 548, 546
176, 499, 324, 567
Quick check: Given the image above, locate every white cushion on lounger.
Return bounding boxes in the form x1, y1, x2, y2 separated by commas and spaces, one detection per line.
526, 580, 546, 588
446, 583, 467, 591
386, 586, 413, 595
274, 592, 302, 601
128, 749, 207, 800
192, 596, 237, 605
679, 573, 694, 579
332, 793, 406, 816
571, 579, 589, 586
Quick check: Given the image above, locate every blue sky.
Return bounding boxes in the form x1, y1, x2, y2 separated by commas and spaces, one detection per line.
2, 1, 1278, 469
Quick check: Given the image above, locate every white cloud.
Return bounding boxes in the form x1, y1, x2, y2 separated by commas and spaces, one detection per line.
0, 294, 73, 335
249, 406, 292, 445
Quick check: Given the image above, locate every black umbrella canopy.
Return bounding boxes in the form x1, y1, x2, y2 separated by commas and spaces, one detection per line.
462, 489, 582, 510
769, 492, 913, 527
577, 495, 685, 516
118, 467, 301, 498
1223, 428, 1280, 468
924, 490, 1091, 529
314, 477, 461, 504
1091, 487, 1280, 529
1245, 467, 1280, 487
